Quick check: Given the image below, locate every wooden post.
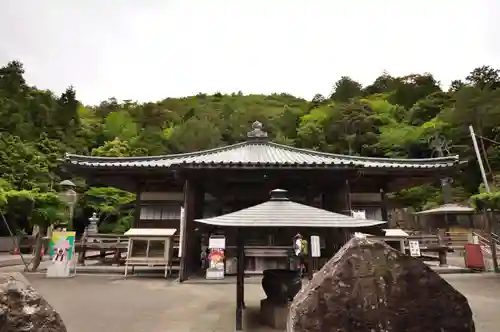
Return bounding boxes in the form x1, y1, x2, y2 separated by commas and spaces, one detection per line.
380, 188, 388, 222
438, 249, 448, 267
133, 182, 143, 228
192, 185, 205, 276
486, 209, 499, 272
236, 228, 245, 331
179, 178, 195, 282
437, 229, 446, 246
77, 228, 88, 265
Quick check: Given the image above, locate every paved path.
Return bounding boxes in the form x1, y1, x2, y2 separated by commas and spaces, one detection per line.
18, 273, 500, 332
443, 274, 500, 332
26, 274, 270, 332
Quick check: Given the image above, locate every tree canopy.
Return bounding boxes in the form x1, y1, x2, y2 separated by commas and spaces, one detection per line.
2, 60, 500, 233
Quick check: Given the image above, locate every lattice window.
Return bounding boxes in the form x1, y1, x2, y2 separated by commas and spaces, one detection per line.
139, 205, 181, 220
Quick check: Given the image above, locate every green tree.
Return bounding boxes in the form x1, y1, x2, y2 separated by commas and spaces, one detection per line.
330, 76, 363, 102
0, 135, 53, 190
103, 110, 138, 141
0, 189, 64, 270
465, 66, 500, 90
166, 117, 224, 153
91, 138, 147, 157
83, 187, 135, 233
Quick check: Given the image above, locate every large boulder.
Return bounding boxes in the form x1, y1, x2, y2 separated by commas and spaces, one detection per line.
0, 273, 67, 332
288, 235, 475, 332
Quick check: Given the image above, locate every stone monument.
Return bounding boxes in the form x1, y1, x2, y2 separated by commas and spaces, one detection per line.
287, 235, 475, 332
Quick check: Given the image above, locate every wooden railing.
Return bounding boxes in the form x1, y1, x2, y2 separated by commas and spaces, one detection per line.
407, 230, 471, 250
406, 234, 440, 248
472, 231, 500, 257
440, 231, 470, 250
76, 233, 129, 265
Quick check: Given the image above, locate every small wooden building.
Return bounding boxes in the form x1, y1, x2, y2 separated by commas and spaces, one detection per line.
62, 121, 461, 282
196, 188, 386, 276
415, 203, 475, 233
194, 189, 387, 331
124, 228, 176, 279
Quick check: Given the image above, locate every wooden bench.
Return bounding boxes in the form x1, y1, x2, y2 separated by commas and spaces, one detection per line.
76, 233, 129, 265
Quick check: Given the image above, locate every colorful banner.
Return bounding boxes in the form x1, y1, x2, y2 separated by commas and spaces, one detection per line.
208, 249, 225, 269
206, 235, 226, 280
46, 231, 77, 278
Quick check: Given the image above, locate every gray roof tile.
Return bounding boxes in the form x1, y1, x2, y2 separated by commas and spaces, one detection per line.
65, 141, 459, 170
195, 198, 386, 228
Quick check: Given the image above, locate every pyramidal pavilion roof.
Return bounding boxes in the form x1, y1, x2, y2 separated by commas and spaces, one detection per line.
65, 121, 460, 170
195, 189, 386, 228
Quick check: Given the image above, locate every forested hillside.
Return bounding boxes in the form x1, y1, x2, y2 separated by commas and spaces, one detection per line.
1, 60, 500, 237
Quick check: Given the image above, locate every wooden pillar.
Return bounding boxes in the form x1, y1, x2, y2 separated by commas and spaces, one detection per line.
321, 193, 335, 259
179, 177, 195, 282
380, 188, 389, 222
306, 232, 313, 280
321, 185, 350, 258
191, 185, 205, 275
485, 209, 499, 272
133, 182, 144, 228
323, 180, 351, 214
305, 190, 315, 279
235, 228, 245, 331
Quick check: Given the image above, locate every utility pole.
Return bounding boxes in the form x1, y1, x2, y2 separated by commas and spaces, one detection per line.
469, 125, 498, 272
469, 125, 490, 192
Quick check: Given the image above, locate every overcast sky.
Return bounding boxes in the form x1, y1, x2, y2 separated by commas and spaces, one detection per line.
0, 0, 498, 105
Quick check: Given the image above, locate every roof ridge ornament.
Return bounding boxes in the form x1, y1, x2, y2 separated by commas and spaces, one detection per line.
247, 121, 268, 141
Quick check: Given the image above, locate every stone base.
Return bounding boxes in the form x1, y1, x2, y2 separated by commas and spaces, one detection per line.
260, 298, 290, 330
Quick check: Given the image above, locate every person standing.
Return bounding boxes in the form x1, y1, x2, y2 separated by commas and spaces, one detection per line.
293, 233, 308, 276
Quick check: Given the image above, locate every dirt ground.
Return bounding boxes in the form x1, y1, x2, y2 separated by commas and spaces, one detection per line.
18, 272, 499, 332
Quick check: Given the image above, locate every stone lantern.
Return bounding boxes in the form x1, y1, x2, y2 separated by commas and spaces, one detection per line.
87, 213, 99, 236
58, 180, 78, 230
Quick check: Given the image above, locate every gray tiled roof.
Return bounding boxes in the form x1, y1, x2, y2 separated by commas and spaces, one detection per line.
415, 203, 475, 215
65, 141, 459, 170
195, 198, 386, 228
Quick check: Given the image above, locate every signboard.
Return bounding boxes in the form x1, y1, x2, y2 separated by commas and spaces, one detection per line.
310, 235, 321, 258
209, 236, 226, 249
408, 240, 421, 257
46, 231, 76, 278
206, 235, 226, 280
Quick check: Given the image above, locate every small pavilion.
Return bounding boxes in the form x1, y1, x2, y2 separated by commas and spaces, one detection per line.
195, 188, 387, 331
415, 203, 476, 233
